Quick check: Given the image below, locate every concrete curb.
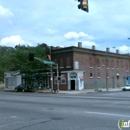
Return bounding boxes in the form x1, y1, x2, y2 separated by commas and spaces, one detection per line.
2, 88, 122, 94
37, 88, 122, 94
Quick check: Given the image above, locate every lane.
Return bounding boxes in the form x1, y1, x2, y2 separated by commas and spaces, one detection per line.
0, 91, 129, 130
0, 91, 130, 116
0, 91, 130, 101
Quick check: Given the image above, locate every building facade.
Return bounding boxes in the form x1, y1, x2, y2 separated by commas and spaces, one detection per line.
51, 43, 130, 90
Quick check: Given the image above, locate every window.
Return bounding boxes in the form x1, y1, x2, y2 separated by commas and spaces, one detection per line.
89, 57, 92, 67
60, 58, 63, 67
97, 70, 100, 78
66, 57, 70, 66
89, 69, 93, 78
97, 58, 100, 67
106, 72, 109, 78
70, 72, 77, 78
126, 63, 128, 70
111, 60, 114, 68
106, 59, 109, 68
102, 59, 105, 66
116, 61, 119, 68
90, 72, 93, 77
55, 79, 57, 84
61, 78, 66, 84
121, 61, 123, 69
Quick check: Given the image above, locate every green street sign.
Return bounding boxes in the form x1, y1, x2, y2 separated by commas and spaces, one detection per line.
43, 60, 55, 65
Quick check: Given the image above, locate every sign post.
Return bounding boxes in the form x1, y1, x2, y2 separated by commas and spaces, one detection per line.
34, 57, 59, 93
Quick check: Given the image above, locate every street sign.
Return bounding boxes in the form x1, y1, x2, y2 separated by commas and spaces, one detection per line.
43, 60, 55, 65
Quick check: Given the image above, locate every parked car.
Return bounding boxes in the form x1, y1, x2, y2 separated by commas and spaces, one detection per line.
15, 84, 32, 92
122, 85, 130, 91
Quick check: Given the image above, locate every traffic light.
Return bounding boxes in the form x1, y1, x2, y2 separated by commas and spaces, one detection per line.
54, 71, 57, 76
54, 70, 61, 76
78, 0, 89, 12
59, 71, 61, 76
28, 53, 34, 61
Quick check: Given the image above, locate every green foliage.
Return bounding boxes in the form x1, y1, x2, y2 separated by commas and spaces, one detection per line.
0, 45, 49, 82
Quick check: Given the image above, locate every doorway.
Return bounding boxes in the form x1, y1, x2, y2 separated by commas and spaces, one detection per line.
71, 80, 75, 90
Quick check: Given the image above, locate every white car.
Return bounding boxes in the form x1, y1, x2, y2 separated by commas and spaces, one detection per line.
122, 85, 130, 91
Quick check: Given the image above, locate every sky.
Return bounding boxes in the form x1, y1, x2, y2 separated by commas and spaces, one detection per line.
0, 0, 130, 53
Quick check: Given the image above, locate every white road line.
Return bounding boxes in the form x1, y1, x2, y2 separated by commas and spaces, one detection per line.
85, 111, 130, 117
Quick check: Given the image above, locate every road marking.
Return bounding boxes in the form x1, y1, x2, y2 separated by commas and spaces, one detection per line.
85, 111, 130, 117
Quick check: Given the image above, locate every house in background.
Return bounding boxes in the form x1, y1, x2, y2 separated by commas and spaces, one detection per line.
51, 42, 130, 90
4, 70, 21, 89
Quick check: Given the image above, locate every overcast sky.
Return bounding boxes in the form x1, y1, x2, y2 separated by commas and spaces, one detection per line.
0, 0, 130, 53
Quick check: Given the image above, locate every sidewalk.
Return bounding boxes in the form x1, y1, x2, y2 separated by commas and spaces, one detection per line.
3, 87, 122, 94
37, 87, 122, 94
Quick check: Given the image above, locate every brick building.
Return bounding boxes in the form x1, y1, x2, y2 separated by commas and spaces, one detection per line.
51, 43, 130, 90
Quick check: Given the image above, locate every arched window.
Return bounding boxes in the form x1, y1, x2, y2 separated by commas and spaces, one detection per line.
70, 72, 77, 78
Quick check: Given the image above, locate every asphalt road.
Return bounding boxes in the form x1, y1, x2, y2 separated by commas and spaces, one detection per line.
0, 91, 130, 130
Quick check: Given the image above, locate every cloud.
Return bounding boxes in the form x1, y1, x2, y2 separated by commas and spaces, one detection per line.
0, 35, 33, 47
118, 45, 130, 53
82, 41, 97, 47
0, 5, 14, 17
47, 29, 58, 34
64, 32, 94, 40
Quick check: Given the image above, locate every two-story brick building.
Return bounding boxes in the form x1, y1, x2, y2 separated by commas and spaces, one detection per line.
51, 42, 130, 90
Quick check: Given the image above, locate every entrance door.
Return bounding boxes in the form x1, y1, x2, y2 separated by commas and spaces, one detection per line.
71, 80, 75, 90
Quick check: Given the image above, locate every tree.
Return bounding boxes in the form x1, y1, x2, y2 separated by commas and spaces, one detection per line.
0, 45, 49, 82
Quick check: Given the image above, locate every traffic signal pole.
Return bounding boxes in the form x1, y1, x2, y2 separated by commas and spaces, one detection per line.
34, 57, 59, 93
50, 65, 53, 93
50, 47, 53, 93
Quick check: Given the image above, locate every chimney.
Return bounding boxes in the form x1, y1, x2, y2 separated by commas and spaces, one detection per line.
92, 45, 95, 50
116, 49, 119, 54
106, 48, 110, 52
78, 42, 82, 48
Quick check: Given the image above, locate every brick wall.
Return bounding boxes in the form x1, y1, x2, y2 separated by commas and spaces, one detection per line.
73, 49, 129, 89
